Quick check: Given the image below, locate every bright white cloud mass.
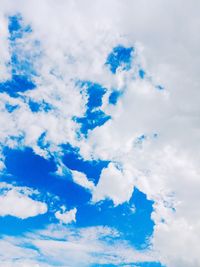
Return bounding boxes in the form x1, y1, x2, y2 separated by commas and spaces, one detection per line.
0, 183, 47, 219
0, 0, 199, 266
55, 207, 77, 224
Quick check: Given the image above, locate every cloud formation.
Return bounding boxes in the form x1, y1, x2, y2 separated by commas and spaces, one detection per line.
0, 183, 47, 219
0, 225, 156, 266
55, 207, 77, 224
0, 1, 199, 266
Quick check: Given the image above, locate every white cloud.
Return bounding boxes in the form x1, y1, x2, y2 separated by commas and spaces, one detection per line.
0, 183, 47, 219
0, 238, 39, 265
71, 170, 95, 191
0, 13, 10, 81
92, 162, 135, 205
55, 207, 77, 224
0, 1, 199, 266
0, 225, 157, 266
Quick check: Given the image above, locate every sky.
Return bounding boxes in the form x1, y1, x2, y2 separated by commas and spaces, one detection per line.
0, 0, 200, 266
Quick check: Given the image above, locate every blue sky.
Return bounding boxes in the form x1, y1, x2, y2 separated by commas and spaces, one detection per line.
0, 1, 199, 267
0, 13, 164, 267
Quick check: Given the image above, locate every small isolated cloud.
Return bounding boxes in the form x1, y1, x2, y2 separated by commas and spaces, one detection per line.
55, 207, 77, 224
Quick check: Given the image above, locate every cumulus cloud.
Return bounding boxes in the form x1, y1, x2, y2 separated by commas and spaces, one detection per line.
0, 183, 47, 219
71, 170, 95, 191
0, 0, 199, 266
92, 162, 135, 205
55, 207, 77, 224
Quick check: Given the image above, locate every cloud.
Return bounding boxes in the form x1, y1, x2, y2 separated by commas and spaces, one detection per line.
0, 224, 157, 266
0, 12, 10, 81
71, 170, 95, 191
0, 0, 199, 266
55, 207, 77, 224
0, 183, 47, 219
92, 162, 135, 205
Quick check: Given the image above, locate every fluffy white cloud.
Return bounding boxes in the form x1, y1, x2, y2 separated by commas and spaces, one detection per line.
0, 1, 199, 266
0, 13, 10, 81
71, 170, 95, 191
55, 207, 77, 224
92, 162, 135, 205
0, 183, 47, 219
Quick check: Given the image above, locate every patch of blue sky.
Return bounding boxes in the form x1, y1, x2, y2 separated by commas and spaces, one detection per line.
75, 81, 111, 135
37, 132, 50, 150
81, 81, 106, 109
1, 145, 107, 235
0, 75, 36, 97
8, 14, 31, 41
106, 45, 134, 74
28, 99, 52, 113
62, 143, 109, 185
109, 89, 123, 105
5, 103, 19, 113
76, 188, 154, 250
76, 80, 106, 110
139, 69, 146, 79
2, 146, 155, 252
3, 147, 91, 209
8, 15, 23, 41
0, 213, 51, 236
76, 110, 111, 135
28, 100, 40, 112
